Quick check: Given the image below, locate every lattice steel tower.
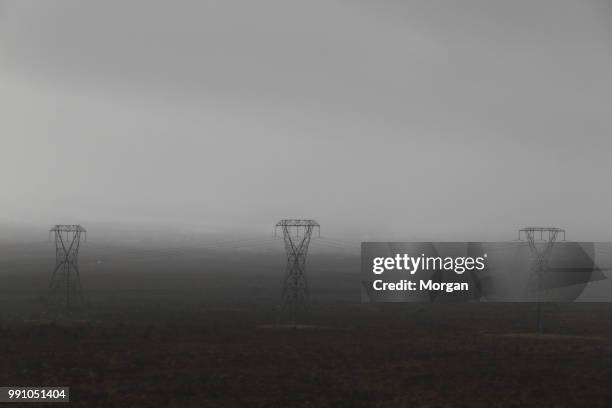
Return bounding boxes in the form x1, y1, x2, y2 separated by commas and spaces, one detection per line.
519, 227, 565, 333
49, 225, 86, 308
275, 219, 320, 325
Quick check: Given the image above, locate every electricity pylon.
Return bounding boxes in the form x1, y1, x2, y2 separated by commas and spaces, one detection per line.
49, 225, 86, 309
519, 227, 565, 333
275, 219, 320, 326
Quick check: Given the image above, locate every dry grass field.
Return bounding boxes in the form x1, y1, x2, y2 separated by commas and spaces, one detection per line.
1, 302, 612, 407
1, 243, 612, 407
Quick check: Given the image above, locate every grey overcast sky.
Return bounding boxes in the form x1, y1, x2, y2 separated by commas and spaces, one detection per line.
1, 0, 611, 240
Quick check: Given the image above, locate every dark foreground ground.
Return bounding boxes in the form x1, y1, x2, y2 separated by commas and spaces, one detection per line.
1, 302, 612, 407
1, 241, 612, 407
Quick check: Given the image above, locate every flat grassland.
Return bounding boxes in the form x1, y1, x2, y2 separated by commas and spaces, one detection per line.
1, 301, 612, 407
1, 244, 611, 407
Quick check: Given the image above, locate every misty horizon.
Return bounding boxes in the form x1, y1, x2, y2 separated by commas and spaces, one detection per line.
2, 0, 612, 241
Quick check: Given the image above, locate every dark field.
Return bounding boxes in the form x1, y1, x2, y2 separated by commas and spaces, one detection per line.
2, 241, 612, 407
2, 303, 612, 407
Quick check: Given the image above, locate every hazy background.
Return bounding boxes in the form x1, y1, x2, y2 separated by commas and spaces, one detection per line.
1, 0, 611, 241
